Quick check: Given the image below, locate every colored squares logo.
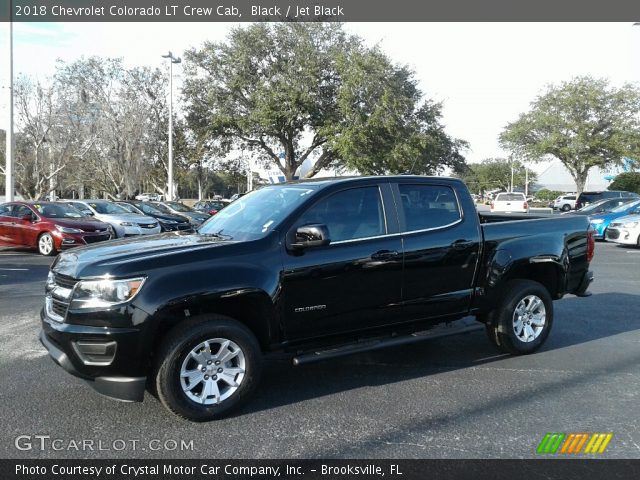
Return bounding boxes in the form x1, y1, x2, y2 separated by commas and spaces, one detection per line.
537, 433, 613, 454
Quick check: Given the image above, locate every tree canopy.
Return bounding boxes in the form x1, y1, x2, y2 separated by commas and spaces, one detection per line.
183, 23, 467, 180
500, 76, 640, 193
608, 172, 640, 194
458, 158, 536, 195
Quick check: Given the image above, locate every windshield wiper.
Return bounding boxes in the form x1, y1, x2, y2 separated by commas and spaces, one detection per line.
198, 229, 233, 240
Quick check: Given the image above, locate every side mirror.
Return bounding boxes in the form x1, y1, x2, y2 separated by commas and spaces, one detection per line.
291, 224, 330, 249
84, 210, 94, 216
22, 214, 34, 222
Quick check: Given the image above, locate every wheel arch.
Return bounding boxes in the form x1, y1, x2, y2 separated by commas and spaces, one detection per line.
148, 289, 278, 360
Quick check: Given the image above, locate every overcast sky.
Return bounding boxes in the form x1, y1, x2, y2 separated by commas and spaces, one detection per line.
1, 22, 640, 170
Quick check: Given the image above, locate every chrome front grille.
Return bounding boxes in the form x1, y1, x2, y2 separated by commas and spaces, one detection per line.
138, 222, 158, 229
46, 274, 77, 322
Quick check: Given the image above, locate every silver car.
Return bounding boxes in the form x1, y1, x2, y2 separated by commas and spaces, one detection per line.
63, 200, 161, 238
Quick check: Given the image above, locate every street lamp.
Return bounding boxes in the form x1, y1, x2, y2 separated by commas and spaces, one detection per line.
4, 2, 14, 201
162, 51, 181, 201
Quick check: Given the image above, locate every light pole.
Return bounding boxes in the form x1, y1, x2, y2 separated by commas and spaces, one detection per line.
162, 51, 181, 201
5, 3, 14, 201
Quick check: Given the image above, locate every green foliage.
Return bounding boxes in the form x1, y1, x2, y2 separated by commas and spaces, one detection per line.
608, 172, 640, 194
183, 23, 467, 180
534, 189, 564, 201
500, 76, 640, 193
458, 158, 536, 194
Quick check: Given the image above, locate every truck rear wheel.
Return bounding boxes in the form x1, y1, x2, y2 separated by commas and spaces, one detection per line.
485, 279, 553, 355
154, 314, 262, 421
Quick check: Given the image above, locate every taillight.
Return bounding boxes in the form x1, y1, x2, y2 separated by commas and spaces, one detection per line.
209, 209, 218, 215
523, 202, 528, 210
586, 228, 595, 262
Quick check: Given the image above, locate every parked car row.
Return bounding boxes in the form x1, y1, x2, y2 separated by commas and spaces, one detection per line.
551, 190, 639, 211
560, 196, 640, 247
0, 198, 219, 256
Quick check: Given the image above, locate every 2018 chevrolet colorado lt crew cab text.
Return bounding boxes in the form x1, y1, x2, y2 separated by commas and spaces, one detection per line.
40, 176, 594, 421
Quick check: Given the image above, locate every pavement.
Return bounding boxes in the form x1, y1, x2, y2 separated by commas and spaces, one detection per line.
0, 242, 639, 459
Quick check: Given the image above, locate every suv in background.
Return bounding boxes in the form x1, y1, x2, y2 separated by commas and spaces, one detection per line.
553, 195, 577, 212
575, 190, 638, 210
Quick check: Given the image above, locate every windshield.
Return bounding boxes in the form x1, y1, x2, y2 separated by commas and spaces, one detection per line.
578, 199, 616, 213
198, 186, 316, 241
33, 203, 83, 219
611, 199, 640, 213
117, 203, 141, 214
88, 201, 129, 215
136, 203, 164, 215
165, 202, 192, 213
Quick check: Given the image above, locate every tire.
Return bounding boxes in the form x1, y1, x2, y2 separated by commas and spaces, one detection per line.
561, 204, 571, 212
485, 279, 553, 355
154, 314, 262, 421
37, 232, 57, 256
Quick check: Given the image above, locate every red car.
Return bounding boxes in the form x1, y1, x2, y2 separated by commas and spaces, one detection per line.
0, 201, 113, 256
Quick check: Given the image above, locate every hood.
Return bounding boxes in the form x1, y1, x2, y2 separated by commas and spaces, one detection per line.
52, 233, 234, 279
50, 217, 111, 232
94, 212, 157, 224
151, 213, 189, 223
609, 214, 640, 226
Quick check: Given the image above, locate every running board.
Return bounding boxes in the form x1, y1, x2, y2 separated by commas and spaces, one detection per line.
292, 319, 483, 366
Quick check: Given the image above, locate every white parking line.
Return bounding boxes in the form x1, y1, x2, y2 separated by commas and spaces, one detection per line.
0, 268, 29, 271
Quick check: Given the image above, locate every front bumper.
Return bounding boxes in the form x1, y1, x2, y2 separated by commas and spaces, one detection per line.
39, 312, 147, 402
606, 227, 639, 245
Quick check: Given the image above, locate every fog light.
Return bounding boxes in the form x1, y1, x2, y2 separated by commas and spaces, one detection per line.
72, 340, 117, 365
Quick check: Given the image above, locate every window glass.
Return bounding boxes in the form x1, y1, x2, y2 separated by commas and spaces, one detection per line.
495, 193, 525, 201
399, 184, 461, 231
297, 187, 385, 242
14, 205, 34, 219
33, 203, 83, 218
0, 204, 13, 216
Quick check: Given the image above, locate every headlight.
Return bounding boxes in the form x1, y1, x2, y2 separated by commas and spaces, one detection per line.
120, 222, 133, 226
623, 221, 639, 228
45, 271, 55, 292
161, 219, 177, 224
590, 219, 604, 225
55, 224, 84, 233
70, 277, 145, 309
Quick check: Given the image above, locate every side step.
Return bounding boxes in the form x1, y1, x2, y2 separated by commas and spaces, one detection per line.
292, 318, 483, 366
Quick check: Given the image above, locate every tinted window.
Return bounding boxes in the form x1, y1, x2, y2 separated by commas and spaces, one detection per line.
495, 193, 525, 201
399, 184, 461, 231
88, 201, 128, 215
14, 205, 35, 219
0, 204, 13, 216
298, 187, 385, 242
564, 196, 576, 200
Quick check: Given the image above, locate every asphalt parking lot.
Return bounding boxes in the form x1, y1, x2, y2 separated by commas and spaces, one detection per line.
0, 241, 639, 459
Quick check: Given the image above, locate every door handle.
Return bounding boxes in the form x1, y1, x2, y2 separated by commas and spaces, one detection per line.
371, 250, 399, 260
451, 240, 474, 250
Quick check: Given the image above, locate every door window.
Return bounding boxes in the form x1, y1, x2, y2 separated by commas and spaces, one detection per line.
398, 184, 461, 231
14, 205, 35, 220
297, 187, 385, 242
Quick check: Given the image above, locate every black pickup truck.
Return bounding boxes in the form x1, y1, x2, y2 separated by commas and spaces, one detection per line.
40, 176, 594, 421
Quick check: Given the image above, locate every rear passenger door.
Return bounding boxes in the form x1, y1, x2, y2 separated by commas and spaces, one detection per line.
0, 204, 16, 245
280, 183, 404, 340
394, 181, 482, 321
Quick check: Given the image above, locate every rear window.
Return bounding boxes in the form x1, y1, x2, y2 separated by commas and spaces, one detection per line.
495, 193, 525, 201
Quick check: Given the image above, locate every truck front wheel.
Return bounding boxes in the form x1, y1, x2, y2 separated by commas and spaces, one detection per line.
485, 279, 553, 355
154, 314, 262, 421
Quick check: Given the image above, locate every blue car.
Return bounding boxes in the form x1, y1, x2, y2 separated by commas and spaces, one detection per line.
589, 199, 640, 239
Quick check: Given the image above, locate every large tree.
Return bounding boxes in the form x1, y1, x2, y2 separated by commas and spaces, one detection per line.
500, 76, 640, 193
183, 23, 467, 181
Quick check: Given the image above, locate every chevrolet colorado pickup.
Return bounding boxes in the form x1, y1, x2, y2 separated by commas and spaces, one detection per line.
40, 176, 594, 421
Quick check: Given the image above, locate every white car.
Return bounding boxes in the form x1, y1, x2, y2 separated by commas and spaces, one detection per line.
63, 200, 161, 238
135, 193, 160, 201
605, 214, 640, 247
491, 192, 529, 213
553, 195, 577, 212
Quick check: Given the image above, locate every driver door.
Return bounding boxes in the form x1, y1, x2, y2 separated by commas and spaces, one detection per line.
280, 184, 404, 341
